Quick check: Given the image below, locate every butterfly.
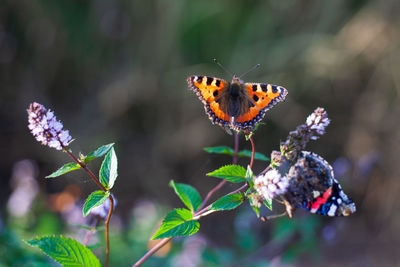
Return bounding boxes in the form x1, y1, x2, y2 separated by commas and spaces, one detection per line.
282, 151, 356, 217
187, 75, 288, 132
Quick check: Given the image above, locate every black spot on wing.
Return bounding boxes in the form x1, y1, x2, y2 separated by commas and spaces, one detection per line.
271, 85, 278, 94
253, 95, 259, 102
213, 90, 218, 97
252, 85, 257, 92
206, 77, 213, 85
261, 84, 267, 92
215, 80, 221, 87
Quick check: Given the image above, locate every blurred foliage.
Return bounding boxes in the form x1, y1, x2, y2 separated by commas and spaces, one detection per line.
2, 0, 400, 265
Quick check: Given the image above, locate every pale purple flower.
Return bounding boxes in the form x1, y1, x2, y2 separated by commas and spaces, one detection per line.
254, 169, 289, 201
306, 107, 330, 139
27, 102, 72, 150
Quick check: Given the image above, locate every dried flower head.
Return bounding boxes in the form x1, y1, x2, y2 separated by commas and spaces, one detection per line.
27, 102, 72, 150
280, 107, 330, 162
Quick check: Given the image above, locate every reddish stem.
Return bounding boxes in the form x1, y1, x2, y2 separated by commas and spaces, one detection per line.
133, 132, 242, 266
197, 132, 240, 211
83, 219, 98, 246
133, 237, 172, 267
105, 195, 114, 267
233, 131, 239, 165
65, 150, 107, 192
132, 181, 249, 267
64, 148, 112, 267
249, 135, 255, 169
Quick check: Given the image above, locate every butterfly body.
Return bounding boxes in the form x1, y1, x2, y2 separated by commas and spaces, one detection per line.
188, 75, 288, 132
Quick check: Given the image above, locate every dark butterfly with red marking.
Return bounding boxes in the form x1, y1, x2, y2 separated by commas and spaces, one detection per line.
187, 75, 288, 132
282, 151, 356, 217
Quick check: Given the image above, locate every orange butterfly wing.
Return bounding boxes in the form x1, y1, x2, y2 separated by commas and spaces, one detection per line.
234, 83, 288, 129
187, 76, 231, 127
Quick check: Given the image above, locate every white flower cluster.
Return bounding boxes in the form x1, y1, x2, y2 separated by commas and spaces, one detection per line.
27, 102, 72, 150
305, 107, 330, 140
254, 169, 289, 201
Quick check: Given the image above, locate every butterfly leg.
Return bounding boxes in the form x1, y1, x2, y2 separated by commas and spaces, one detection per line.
283, 199, 294, 218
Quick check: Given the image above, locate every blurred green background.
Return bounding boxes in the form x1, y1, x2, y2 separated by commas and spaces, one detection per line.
1, 0, 400, 266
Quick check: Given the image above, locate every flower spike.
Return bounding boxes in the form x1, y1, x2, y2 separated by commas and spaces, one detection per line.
27, 102, 72, 150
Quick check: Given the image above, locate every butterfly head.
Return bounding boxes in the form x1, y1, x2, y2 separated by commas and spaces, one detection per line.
231, 75, 243, 85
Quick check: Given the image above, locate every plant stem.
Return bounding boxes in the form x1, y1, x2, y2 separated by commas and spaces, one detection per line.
83, 219, 98, 246
133, 132, 243, 267
197, 132, 240, 211
133, 238, 172, 267
249, 135, 255, 169
64, 150, 107, 192
233, 131, 239, 164
197, 180, 226, 211
105, 195, 114, 267
64, 149, 112, 267
132, 182, 248, 267
260, 165, 271, 175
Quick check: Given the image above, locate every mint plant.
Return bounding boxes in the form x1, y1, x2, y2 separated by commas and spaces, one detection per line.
133, 107, 356, 266
26, 103, 117, 267
26, 102, 355, 267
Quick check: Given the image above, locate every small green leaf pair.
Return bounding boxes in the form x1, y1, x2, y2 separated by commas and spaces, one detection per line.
208, 164, 272, 216
152, 178, 246, 240
151, 194, 245, 240
84, 145, 118, 217
45, 143, 117, 217
152, 208, 200, 239
204, 146, 270, 161
152, 182, 201, 239
46, 143, 114, 178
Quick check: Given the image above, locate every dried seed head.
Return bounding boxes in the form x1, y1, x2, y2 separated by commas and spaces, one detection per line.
280, 107, 330, 161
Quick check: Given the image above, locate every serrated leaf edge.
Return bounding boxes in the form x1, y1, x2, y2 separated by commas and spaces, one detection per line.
25, 235, 100, 267
83, 190, 110, 216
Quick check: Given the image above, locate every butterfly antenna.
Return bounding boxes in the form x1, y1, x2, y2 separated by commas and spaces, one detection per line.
213, 58, 233, 77
239, 63, 261, 79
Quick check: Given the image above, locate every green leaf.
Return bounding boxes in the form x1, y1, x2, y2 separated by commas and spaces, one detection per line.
46, 162, 81, 178
245, 165, 254, 184
26, 235, 100, 267
99, 147, 118, 190
249, 197, 260, 217
210, 193, 244, 211
204, 147, 269, 162
245, 132, 253, 141
152, 209, 200, 239
204, 146, 235, 155
238, 150, 270, 162
84, 143, 114, 164
83, 190, 110, 217
264, 198, 273, 210
207, 165, 247, 183
169, 180, 202, 212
